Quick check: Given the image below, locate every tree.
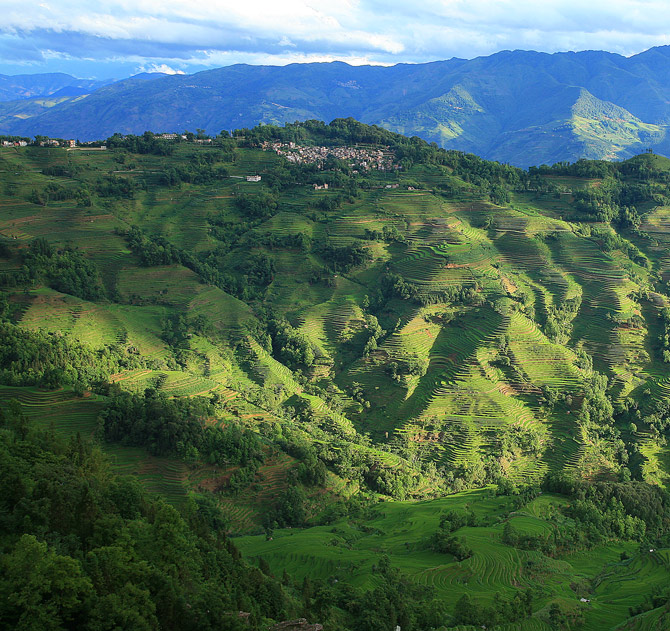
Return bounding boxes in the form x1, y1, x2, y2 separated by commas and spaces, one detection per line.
502, 521, 518, 546
0, 534, 93, 630
275, 485, 307, 526
453, 593, 485, 626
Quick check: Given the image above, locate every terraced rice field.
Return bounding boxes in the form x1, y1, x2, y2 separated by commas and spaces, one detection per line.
0, 385, 104, 437
109, 369, 224, 397
6, 140, 670, 551
0, 385, 191, 504
104, 442, 189, 505
397, 307, 504, 422
547, 232, 627, 370
507, 312, 582, 390
236, 488, 660, 629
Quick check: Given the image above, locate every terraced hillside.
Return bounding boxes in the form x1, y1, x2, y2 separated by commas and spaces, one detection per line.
2, 122, 670, 629
1, 127, 670, 487
237, 488, 668, 631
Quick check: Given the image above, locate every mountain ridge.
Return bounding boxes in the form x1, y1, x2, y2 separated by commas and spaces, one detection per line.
4, 47, 670, 165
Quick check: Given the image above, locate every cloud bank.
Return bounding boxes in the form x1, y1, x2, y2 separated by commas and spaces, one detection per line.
1, 0, 669, 77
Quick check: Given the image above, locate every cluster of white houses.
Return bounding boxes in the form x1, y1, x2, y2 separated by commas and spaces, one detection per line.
2, 139, 77, 148
157, 133, 212, 144
261, 141, 398, 171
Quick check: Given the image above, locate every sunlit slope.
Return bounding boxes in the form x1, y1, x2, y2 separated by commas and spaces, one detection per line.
2, 139, 670, 489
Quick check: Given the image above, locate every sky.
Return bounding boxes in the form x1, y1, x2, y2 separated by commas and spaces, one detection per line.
1, 0, 670, 79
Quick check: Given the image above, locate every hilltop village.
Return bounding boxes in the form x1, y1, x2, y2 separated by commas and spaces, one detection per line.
262, 140, 399, 171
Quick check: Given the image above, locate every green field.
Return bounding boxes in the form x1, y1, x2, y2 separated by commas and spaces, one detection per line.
237, 489, 657, 631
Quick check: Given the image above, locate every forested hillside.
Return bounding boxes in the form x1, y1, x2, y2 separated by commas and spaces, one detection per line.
2, 120, 670, 629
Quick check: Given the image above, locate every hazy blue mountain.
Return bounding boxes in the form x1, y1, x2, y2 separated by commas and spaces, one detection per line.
4, 49, 670, 166
0, 72, 112, 102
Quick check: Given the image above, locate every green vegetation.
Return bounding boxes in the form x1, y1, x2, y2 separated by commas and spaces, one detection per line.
0, 403, 295, 630
2, 120, 670, 629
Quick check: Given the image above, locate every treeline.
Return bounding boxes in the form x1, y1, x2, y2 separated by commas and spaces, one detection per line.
27, 177, 134, 205
544, 475, 670, 544
530, 154, 670, 182
0, 134, 30, 144
0, 403, 294, 631
659, 306, 670, 363
94, 174, 140, 199
207, 215, 252, 251
125, 226, 275, 300
251, 312, 317, 370
125, 226, 192, 267
362, 225, 405, 243
105, 131, 175, 155
42, 164, 80, 178
530, 156, 670, 225
235, 117, 403, 148
427, 511, 475, 561
378, 272, 481, 308
234, 191, 279, 219
581, 224, 649, 267
619, 395, 670, 454
160, 151, 231, 187
571, 178, 644, 225
451, 591, 534, 628
28, 181, 91, 207
318, 243, 372, 273
529, 158, 617, 179
296, 556, 455, 631
313, 440, 425, 500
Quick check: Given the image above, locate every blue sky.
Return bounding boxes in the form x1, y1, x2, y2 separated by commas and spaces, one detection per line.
1, 0, 670, 78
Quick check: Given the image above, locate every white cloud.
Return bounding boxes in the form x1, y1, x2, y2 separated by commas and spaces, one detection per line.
194, 50, 396, 67
137, 63, 185, 74
1, 0, 670, 75
278, 36, 296, 48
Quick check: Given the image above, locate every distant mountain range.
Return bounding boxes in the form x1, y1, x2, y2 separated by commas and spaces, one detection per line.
0, 72, 114, 102
4, 47, 670, 166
